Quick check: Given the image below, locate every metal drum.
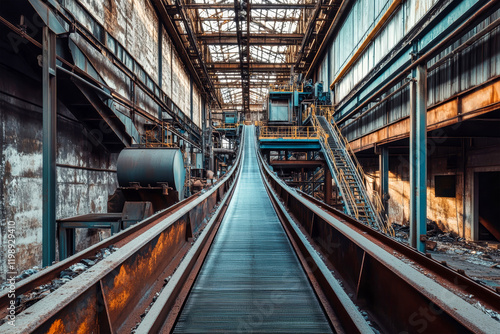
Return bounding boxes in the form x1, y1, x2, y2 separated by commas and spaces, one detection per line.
116, 148, 186, 198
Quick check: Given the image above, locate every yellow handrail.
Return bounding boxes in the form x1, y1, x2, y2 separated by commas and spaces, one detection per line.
310, 105, 394, 235
216, 122, 239, 129
259, 126, 319, 140
329, 113, 393, 235
311, 112, 360, 220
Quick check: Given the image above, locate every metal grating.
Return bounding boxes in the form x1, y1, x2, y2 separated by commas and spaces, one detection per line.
173, 127, 332, 333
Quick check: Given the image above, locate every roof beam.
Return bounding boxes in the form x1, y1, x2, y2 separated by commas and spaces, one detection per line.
185, 4, 317, 10
208, 62, 292, 70
198, 33, 303, 45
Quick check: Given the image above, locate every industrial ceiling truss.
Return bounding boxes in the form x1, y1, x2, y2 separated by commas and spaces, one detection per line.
164, 0, 341, 113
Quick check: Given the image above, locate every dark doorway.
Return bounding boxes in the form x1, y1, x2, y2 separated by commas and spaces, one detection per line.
478, 172, 500, 242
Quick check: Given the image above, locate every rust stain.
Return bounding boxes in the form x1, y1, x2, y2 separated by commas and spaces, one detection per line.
76, 316, 92, 334
107, 265, 131, 311
45, 319, 65, 334
350, 79, 500, 151
107, 222, 185, 313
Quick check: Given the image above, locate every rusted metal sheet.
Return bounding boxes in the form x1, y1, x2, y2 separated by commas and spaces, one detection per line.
426, 98, 458, 131
351, 77, 500, 152
462, 80, 500, 120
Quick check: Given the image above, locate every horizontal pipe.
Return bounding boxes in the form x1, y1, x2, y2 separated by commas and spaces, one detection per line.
185, 4, 317, 10
56, 163, 117, 173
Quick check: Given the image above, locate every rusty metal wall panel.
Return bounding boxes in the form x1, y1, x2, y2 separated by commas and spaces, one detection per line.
343, 82, 410, 141
65, 0, 203, 124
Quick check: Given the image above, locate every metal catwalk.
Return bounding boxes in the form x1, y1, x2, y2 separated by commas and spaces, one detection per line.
173, 126, 332, 333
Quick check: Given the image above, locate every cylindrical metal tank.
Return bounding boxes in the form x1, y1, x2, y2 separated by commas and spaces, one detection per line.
116, 148, 186, 198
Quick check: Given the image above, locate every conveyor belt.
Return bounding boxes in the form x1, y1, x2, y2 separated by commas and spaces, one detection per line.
174, 126, 332, 333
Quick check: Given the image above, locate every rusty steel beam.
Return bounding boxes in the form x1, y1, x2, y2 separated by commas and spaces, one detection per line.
257, 150, 500, 333
208, 62, 293, 70
198, 33, 303, 45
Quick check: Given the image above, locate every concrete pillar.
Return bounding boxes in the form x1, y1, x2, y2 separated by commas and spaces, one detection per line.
42, 26, 57, 266
409, 63, 427, 252
379, 146, 389, 214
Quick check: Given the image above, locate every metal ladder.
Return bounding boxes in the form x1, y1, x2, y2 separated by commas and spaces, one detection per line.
312, 113, 393, 235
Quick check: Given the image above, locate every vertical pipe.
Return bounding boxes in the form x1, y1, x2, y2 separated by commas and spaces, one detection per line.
42, 26, 57, 266
202, 99, 206, 169
379, 146, 389, 214
208, 107, 214, 172
190, 76, 194, 121
410, 62, 427, 252
409, 75, 417, 248
416, 64, 427, 252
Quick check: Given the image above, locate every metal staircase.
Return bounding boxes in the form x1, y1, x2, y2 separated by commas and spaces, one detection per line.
311, 108, 393, 235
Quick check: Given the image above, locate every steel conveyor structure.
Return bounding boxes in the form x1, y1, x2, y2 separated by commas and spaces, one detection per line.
2, 127, 500, 334
172, 126, 332, 333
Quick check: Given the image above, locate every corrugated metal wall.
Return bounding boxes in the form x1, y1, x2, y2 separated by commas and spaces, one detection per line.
427, 10, 500, 106
319, 0, 444, 103
316, 0, 499, 143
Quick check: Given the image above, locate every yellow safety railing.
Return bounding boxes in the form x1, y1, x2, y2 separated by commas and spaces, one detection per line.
259, 126, 319, 140
216, 122, 239, 129
311, 112, 360, 218
310, 106, 394, 235
269, 83, 303, 93
328, 111, 392, 235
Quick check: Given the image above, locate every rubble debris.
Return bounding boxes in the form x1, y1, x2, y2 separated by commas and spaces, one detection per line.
425, 240, 437, 251
0, 245, 119, 326
0, 267, 41, 291
473, 301, 500, 322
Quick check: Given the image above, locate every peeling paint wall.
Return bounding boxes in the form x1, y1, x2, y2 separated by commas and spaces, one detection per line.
0, 66, 117, 280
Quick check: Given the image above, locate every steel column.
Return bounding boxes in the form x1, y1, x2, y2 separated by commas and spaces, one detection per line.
158, 21, 163, 119
42, 26, 57, 266
379, 146, 389, 213
325, 167, 333, 206
190, 76, 193, 121
409, 62, 427, 252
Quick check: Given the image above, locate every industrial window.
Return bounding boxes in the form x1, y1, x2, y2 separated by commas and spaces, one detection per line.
435, 175, 456, 198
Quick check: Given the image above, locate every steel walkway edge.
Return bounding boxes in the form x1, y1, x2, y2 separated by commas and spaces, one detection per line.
141, 126, 339, 333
